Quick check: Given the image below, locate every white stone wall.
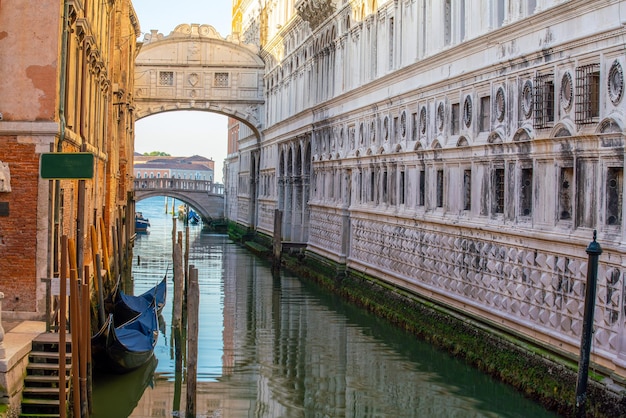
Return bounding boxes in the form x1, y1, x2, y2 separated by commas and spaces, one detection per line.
231, 0, 626, 376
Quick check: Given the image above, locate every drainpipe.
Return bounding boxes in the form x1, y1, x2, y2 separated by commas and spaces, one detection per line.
52, 1, 70, 278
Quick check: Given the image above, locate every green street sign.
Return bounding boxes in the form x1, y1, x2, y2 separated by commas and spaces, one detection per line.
40, 152, 94, 179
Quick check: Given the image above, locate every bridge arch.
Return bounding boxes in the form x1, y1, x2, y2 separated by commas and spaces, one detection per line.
134, 24, 265, 137
134, 179, 225, 222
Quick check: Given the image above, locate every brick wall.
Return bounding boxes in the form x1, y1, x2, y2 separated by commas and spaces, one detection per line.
0, 137, 40, 312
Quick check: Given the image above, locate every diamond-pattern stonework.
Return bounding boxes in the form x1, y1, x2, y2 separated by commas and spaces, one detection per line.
349, 217, 622, 354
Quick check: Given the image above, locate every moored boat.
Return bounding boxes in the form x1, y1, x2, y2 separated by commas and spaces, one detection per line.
109, 273, 167, 326
92, 303, 159, 373
135, 212, 150, 233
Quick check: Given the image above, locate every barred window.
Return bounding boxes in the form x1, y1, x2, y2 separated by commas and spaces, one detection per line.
463, 169, 471, 211
533, 73, 555, 129
382, 170, 388, 203
159, 71, 174, 86
479, 96, 491, 132
559, 167, 573, 220
520, 168, 533, 216
493, 168, 505, 214
214, 72, 230, 87
451, 103, 460, 135
399, 171, 405, 205
436, 169, 444, 208
418, 170, 425, 206
606, 167, 623, 226
575, 63, 600, 124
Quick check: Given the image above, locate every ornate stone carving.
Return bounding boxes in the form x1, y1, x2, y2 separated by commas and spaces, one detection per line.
463, 95, 472, 127
521, 80, 533, 119
560, 72, 573, 111
296, 0, 336, 30
608, 60, 624, 106
495, 87, 506, 122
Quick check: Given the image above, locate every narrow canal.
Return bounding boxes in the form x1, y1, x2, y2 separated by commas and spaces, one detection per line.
92, 196, 557, 417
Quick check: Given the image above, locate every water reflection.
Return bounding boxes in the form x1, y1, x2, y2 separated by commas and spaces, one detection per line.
92, 197, 555, 417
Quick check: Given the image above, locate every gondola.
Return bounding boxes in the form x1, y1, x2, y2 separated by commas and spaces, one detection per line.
109, 273, 167, 325
92, 302, 159, 373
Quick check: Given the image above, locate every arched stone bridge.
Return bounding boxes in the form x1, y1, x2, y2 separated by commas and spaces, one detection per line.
134, 178, 225, 221
133, 24, 265, 137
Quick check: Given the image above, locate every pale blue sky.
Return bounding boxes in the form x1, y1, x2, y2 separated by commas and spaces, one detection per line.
132, 0, 233, 182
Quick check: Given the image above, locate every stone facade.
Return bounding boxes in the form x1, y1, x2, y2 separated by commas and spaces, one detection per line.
226, 0, 626, 380
0, 0, 139, 318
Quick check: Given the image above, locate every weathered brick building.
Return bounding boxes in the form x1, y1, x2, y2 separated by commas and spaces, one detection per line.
0, 0, 140, 318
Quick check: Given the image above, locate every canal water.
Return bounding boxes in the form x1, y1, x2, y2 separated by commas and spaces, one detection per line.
92, 196, 557, 417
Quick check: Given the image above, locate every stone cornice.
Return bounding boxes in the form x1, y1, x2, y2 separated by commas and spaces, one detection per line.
0, 121, 60, 137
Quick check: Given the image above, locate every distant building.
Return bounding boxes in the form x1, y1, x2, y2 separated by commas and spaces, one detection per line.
134, 154, 215, 182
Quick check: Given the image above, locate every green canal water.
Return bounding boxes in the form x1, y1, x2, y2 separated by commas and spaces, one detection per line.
92, 196, 557, 417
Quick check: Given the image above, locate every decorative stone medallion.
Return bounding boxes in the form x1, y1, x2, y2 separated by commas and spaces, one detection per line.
608, 60, 624, 106
560, 72, 573, 111
522, 80, 533, 119
400, 111, 407, 137
463, 95, 472, 128
437, 102, 445, 131
419, 106, 427, 135
495, 87, 505, 122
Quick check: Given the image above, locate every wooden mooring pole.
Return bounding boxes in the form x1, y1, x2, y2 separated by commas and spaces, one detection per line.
186, 266, 199, 418
59, 236, 68, 418
68, 238, 81, 418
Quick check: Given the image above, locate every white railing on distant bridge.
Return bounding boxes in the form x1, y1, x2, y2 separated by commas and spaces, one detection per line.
135, 178, 224, 195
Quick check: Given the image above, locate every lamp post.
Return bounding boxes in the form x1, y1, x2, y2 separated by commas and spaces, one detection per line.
575, 230, 602, 417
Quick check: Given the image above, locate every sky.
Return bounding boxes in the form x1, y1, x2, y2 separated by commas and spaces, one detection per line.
132, 0, 234, 182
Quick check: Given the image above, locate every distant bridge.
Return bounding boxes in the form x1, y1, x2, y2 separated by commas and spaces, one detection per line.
134, 178, 225, 221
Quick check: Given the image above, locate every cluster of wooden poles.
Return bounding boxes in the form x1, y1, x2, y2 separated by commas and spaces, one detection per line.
171, 215, 200, 418
55, 216, 127, 418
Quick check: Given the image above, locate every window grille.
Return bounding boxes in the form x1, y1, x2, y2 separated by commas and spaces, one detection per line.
559, 167, 573, 220
419, 170, 425, 206
480, 96, 490, 132
436, 169, 444, 208
533, 73, 555, 129
493, 168, 505, 213
214, 72, 230, 87
159, 71, 174, 86
382, 171, 388, 203
606, 167, 623, 226
451, 103, 460, 135
520, 168, 533, 216
463, 169, 471, 211
400, 171, 405, 205
575, 63, 600, 124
